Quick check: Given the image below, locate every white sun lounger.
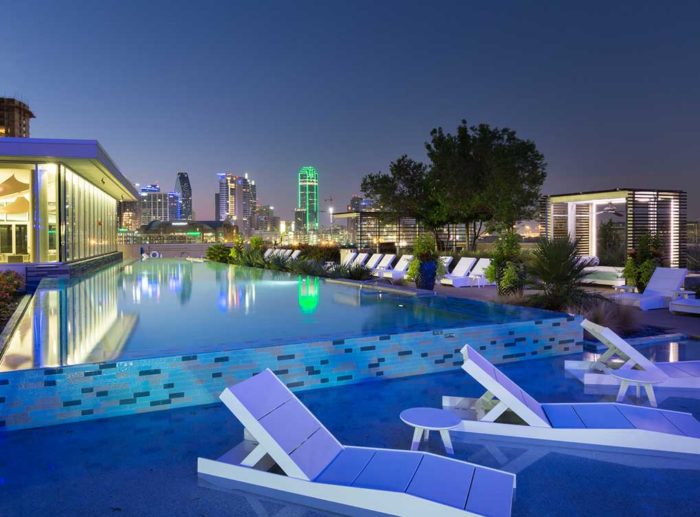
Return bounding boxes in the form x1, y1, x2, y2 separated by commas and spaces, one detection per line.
282, 249, 293, 259
466, 259, 495, 288
440, 257, 476, 287
290, 250, 301, 260
371, 254, 396, 276
564, 319, 700, 390
350, 252, 369, 268
263, 249, 274, 259
383, 255, 414, 281
341, 251, 357, 267
198, 369, 516, 516
612, 267, 688, 310
365, 253, 384, 270
442, 345, 700, 455
440, 256, 454, 271
670, 297, 700, 315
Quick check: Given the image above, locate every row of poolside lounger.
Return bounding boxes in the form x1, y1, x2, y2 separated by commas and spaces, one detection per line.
263, 248, 493, 287
198, 319, 700, 516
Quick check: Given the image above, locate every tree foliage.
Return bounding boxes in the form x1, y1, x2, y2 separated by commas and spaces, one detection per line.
362, 119, 547, 251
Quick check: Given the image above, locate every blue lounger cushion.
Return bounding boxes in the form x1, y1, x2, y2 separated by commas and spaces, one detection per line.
316, 447, 513, 516
543, 403, 700, 438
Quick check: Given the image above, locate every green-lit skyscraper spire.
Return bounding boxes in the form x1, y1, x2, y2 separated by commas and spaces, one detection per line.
297, 166, 319, 231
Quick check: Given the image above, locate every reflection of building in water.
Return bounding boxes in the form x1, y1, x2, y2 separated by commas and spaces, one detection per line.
216, 266, 256, 312
298, 276, 320, 314
121, 260, 193, 305
0, 266, 137, 371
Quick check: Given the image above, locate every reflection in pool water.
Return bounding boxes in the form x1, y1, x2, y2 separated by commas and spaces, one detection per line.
0, 259, 563, 371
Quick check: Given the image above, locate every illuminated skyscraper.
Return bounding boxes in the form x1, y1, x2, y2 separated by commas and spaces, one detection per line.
174, 171, 193, 220
0, 98, 34, 137
297, 166, 318, 231
217, 172, 256, 234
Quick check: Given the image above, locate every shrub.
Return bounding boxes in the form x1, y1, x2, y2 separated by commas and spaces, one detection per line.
624, 232, 662, 291
265, 255, 289, 271
346, 264, 372, 281
228, 234, 246, 264
288, 259, 325, 277
249, 236, 265, 252
597, 220, 626, 266
485, 232, 522, 295
0, 271, 24, 303
205, 244, 231, 263
527, 237, 589, 310
576, 299, 639, 336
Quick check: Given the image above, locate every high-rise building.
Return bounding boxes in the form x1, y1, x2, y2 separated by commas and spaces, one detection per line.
0, 98, 34, 138
255, 204, 279, 232
118, 201, 141, 231
174, 172, 193, 220
297, 166, 318, 231
214, 192, 221, 221
139, 184, 180, 225
216, 172, 256, 234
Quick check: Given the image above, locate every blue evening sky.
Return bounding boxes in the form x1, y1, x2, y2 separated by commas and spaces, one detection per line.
2, 1, 698, 219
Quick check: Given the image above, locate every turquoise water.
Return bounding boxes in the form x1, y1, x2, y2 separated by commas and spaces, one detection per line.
0, 259, 558, 371
1, 341, 698, 516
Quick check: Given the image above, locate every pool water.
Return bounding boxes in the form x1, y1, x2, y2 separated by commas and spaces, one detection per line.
0, 259, 558, 371
1, 341, 698, 516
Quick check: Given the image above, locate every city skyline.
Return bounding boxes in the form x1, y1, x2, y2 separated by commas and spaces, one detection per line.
3, 1, 699, 220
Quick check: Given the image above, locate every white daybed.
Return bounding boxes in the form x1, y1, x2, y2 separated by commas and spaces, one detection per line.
612, 267, 688, 310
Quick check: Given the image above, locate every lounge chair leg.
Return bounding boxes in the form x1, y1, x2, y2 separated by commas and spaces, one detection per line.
423, 429, 430, 442
635, 383, 641, 399
410, 427, 423, 451
439, 430, 454, 455
616, 380, 629, 402
644, 384, 658, 407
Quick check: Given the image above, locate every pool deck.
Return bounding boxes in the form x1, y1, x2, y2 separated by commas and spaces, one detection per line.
433, 283, 700, 338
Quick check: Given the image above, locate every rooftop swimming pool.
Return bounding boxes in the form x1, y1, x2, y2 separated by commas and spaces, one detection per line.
0, 259, 561, 371
0, 259, 582, 430
2, 341, 698, 516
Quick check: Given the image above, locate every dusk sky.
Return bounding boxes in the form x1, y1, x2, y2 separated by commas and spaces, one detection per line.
3, 1, 698, 220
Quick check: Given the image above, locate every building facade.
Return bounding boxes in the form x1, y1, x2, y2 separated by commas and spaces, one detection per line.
297, 166, 318, 232
174, 171, 193, 220
216, 172, 256, 234
117, 200, 141, 231
0, 98, 35, 138
139, 184, 180, 225
540, 189, 687, 267
0, 138, 137, 273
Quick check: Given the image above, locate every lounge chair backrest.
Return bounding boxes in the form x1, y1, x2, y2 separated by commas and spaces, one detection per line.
264, 249, 273, 259
352, 253, 368, 267
440, 256, 454, 269
283, 250, 293, 258
644, 267, 688, 296
290, 250, 301, 260
470, 258, 491, 277
461, 345, 551, 428
375, 254, 395, 270
581, 319, 660, 373
451, 257, 476, 277
221, 369, 344, 481
341, 252, 357, 267
393, 255, 413, 272
365, 253, 383, 269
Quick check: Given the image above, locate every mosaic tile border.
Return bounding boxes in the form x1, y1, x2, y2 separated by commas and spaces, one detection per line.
0, 315, 582, 430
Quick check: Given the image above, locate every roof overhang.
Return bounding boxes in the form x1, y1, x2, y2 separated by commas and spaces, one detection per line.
0, 138, 138, 201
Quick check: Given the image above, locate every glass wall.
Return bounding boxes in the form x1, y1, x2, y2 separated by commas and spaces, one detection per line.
0, 164, 32, 263
61, 165, 117, 262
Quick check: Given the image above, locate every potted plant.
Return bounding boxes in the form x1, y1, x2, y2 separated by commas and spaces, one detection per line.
407, 234, 440, 290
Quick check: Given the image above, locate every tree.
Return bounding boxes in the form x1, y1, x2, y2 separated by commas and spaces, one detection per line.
425, 120, 547, 249
361, 155, 449, 247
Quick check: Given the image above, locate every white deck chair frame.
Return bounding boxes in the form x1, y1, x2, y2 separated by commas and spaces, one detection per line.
564, 319, 700, 389
440, 257, 477, 287
198, 371, 516, 517
443, 346, 700, 455
612, 267, 688, 310
383, 255, 414, 281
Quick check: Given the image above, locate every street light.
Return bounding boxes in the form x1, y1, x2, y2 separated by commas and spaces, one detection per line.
329, 206, 334, 224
